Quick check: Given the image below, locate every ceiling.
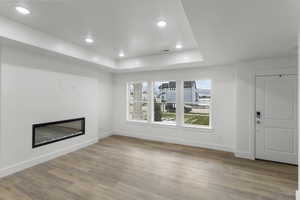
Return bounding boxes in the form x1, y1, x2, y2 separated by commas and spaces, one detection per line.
181, 0, 299, 65
0, 0, 298, 70
0, 0, 197, 60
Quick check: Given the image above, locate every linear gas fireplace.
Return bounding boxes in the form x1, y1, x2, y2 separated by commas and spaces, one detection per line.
32, 118, 85, 148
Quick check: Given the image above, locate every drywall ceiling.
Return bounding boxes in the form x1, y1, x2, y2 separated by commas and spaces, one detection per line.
181, 0, 299, 65
0, 0, 298, 71
0, 0, 197, 60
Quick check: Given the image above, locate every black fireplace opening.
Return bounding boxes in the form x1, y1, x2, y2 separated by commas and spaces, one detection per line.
32, 118, 85, 148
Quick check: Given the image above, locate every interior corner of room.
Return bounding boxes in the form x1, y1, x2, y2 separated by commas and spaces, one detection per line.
0, 0, 298, 199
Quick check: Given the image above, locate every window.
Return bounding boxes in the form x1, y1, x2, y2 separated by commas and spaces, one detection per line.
127, 82, 148, 121
183, 80, 211, 127
126, 79, 212, 129
153, 81, 176, 124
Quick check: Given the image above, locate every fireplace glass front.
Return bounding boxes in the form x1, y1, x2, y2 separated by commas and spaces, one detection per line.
32, 118, 85, 148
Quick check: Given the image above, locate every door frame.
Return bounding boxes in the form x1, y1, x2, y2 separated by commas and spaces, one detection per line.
252, 70, 298, 160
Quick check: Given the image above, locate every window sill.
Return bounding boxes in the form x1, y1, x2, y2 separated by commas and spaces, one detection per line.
126, 120, 214, 132
126, 120, 148, 126
181, 125, 214, 133
151, 122, 177, 128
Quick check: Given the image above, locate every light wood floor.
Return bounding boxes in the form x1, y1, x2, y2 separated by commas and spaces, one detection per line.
0, 135, 297, 200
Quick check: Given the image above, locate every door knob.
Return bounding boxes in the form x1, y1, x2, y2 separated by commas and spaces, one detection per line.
256, 111, 261, 124
256, 111, 261, 119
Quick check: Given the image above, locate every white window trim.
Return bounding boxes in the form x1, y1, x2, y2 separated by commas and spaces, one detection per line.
181, 124, 213, 130
148, 81, 153, 123
126, 79, 213, 131
181, 79, 213, 129
152, 80, 177, 124
176, 80, 183, 126
126, 82, 149, 123
151, 121, 177, 127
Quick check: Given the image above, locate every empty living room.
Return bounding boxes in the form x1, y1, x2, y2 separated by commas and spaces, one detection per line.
0, 0, 299, 199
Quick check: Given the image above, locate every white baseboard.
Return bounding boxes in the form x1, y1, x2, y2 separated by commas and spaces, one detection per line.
111, 130, 256, 160
112, 130, 233, 153
0, 138, 98, 178
234, 151, 255, 160
98, 129, 113, 140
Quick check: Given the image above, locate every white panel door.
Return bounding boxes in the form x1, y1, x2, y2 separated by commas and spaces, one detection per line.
255, 75, 298, 164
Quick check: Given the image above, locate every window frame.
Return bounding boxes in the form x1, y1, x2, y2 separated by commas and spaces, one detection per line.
126, 79, 213, 131
151, 80, 177, 125
181, 79, 213, 129
126, 81, 150, 122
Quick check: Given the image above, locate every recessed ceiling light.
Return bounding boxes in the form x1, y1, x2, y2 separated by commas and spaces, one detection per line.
176, 44, 183, 49
85, 38, 94, 44
157, 20, 167, 28
119, 52, 125, 57
15, 6, 30, 15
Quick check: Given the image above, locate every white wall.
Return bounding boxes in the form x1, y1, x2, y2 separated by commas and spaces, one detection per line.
0, 42, 296, 179
297, 35, 300, 200
98, 72, 113, 137
0, 45, 113, 176
113, 56, 297, 155
113, 65, 237, 152
235, 57, 297, 159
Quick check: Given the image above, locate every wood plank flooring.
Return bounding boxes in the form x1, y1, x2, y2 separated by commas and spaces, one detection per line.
0, 135, 297, 200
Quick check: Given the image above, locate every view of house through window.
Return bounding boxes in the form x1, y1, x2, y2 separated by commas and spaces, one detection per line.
184, 80, 211, 126
127, 80, 211, 127
153, 81, 176, 124
128, 82, 148, 121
